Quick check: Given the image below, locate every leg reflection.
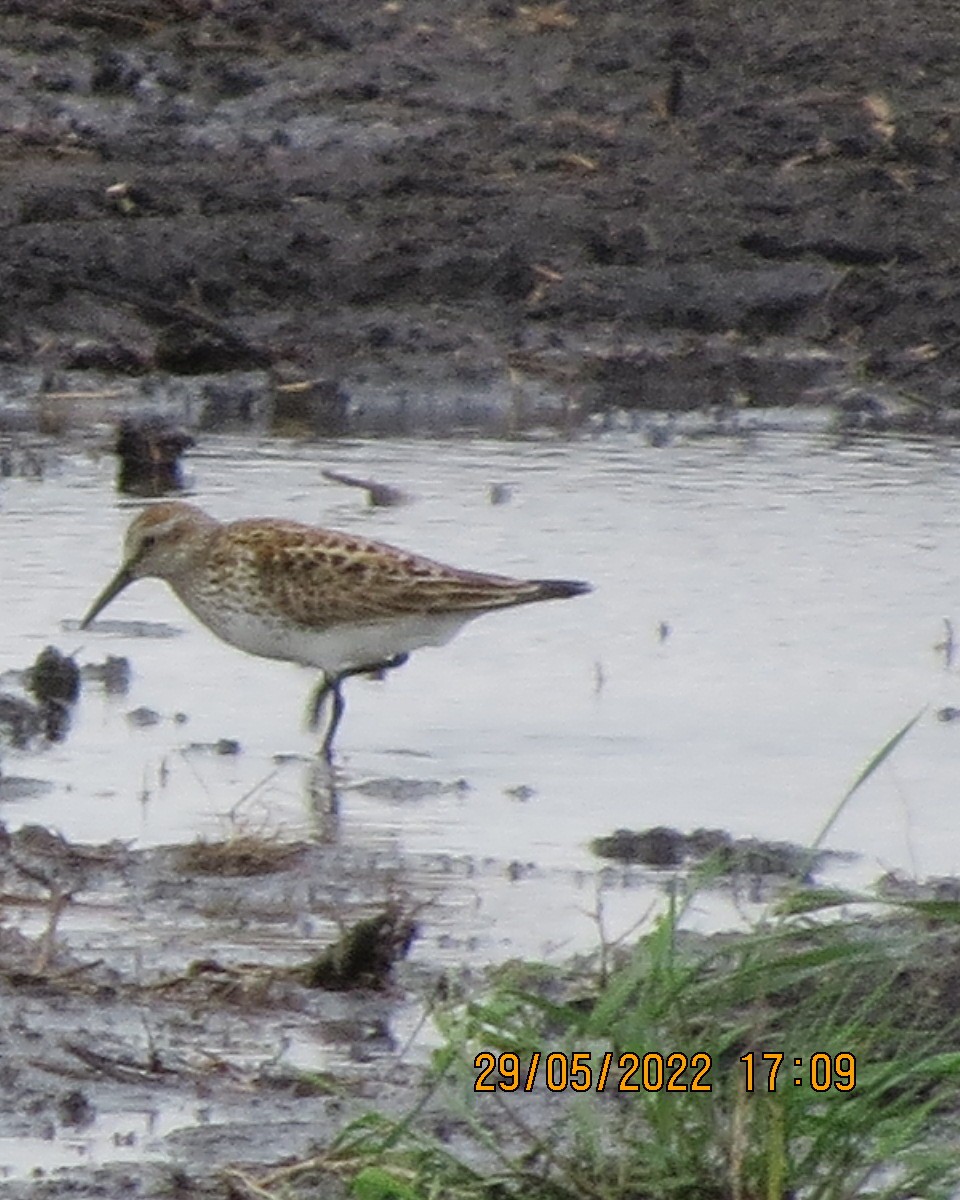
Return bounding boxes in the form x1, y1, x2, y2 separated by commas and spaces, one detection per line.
304, 756, 341, 843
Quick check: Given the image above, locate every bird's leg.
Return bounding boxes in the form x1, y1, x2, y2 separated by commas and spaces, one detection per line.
306, 673, 335, 732
321, 680, 347, 760
307, 654, 409, 729
308, 653, 411, 758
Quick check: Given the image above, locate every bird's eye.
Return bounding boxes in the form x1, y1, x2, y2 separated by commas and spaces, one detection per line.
140, 533, 158, 552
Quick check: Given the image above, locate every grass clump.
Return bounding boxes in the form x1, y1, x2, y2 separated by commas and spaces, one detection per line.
176, 832, 305, 877
321, 712, 960, 1199
297, 903, 419, 992
328, 902, 960, 1200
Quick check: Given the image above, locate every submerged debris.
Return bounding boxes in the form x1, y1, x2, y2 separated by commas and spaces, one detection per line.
28, 644, 81, 741
593, 825, 685, 867
321, 467, 409, 507
591, 825, 825, 880
935, 618, 956, 670
126, 705, 161, 727
349, 776, 470, 803
0, 693, 44, 748
57, 1089, 95, 1129
182, 737, 242, 755
114, 416, 194, 496
0, 775, 53, 802
80, 654, 132, 694
29, 645, 80, 707
298, 904, 418, 991
0, 823, 130, 898
0, 822, 131, 972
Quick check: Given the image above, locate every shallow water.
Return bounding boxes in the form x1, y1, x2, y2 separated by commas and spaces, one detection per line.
3, 419, 960, 954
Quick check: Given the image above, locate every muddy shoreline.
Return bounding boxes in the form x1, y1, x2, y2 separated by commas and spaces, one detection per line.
0, 819, 434, 1199
0, 804, 954, 1198
1, 1, 959, 436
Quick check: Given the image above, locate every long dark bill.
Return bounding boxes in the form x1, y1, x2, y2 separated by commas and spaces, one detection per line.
80, 566, 134, 629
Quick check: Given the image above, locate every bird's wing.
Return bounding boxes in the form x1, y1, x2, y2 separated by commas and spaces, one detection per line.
224, 521, 536, 628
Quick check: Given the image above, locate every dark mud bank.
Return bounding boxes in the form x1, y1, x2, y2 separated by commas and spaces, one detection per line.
0, 822, 431, 1199
0, 1, 958, 435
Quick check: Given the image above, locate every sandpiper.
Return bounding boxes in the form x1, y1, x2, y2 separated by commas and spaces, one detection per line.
80, 502, 591, 757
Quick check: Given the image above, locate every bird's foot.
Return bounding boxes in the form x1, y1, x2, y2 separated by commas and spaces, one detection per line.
361, 651, 409, 681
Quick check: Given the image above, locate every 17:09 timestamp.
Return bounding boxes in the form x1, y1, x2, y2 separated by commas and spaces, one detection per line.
740, 1052, 856, 1092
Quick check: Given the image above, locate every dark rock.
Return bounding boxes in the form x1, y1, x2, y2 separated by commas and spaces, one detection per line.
198, 377, 269, 431
155, 325, 269, 376
28, 645, 80, 709
126, 706, 161, 728
90, 50, 142, 95
103, 655, 133, 695
723, 838, 814, 880
0, 694, 43, 749
115, 417, 194, 496
57, 1089, 95, 1128
592, 825, 822, 881
591, 826, 684, 867
203, 61, 266, 100
686, 828, 733, 856
830, 388, 889, 434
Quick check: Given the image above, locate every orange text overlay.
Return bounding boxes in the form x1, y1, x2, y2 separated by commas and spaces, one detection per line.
473, 1051, 714, 1093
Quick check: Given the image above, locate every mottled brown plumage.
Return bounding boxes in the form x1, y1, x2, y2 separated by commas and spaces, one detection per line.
80, 501, 591, 756
202, 517, 562, 627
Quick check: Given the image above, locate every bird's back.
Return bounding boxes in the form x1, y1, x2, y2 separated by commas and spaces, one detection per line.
191, 518, 589, 630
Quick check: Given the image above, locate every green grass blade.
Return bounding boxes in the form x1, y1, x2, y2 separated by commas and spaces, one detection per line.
811, 709, 924, 851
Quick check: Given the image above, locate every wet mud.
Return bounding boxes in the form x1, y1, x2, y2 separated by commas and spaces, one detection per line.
0, 1, 958, 435
0, 797, 954, 1199
0, 821, 429, 1199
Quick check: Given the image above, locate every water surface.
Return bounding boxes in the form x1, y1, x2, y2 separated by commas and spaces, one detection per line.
3, 420, 960, 955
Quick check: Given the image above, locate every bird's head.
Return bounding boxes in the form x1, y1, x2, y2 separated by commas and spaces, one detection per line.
80, 502, 216, 628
